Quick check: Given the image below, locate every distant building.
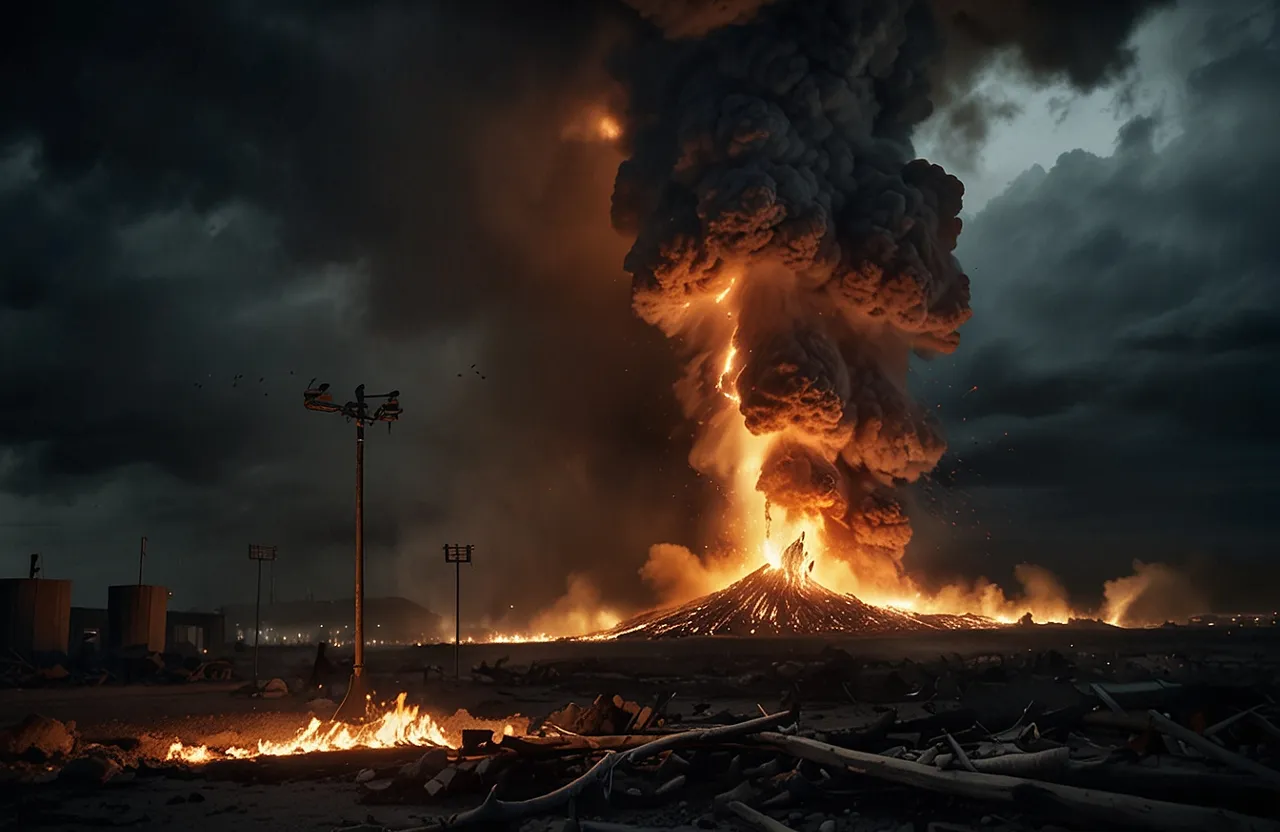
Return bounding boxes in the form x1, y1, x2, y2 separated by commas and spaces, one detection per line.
219, 596, 441, 647
68, 606, 226, 658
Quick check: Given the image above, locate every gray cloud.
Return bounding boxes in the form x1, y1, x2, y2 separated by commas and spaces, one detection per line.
914, 4, 1280, 609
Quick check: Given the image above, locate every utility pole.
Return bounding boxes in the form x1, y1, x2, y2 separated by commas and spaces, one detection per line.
443, 544, 473, 679
138, 536, 147, 585
303, 380, 401, 721
248, 544, 277, 687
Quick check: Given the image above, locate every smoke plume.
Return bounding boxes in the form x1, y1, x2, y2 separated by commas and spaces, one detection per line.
612, 0, 971, 583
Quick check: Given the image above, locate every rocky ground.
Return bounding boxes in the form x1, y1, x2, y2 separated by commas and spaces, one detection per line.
1, 626, 1278, 832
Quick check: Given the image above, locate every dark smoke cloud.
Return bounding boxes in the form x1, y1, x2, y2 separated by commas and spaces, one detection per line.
612, 0, 973, 567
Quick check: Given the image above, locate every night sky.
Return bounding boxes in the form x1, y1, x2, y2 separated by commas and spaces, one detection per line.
2, 1, 1276, 626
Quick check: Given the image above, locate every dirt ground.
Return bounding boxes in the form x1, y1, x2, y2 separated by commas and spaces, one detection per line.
2, 626, 1278, 831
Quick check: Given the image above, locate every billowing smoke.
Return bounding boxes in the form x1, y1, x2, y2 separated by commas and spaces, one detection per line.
612, 0, 971, 577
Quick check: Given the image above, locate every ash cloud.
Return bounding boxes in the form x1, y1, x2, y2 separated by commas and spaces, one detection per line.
611, 0, 974, 577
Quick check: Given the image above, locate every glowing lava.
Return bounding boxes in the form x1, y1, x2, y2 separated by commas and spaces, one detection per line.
607, 534, 994, 638
165, 693, 518, 763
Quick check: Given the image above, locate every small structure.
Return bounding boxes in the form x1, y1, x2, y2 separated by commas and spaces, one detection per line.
0, 577, 72, 658
107, 584, 168, 652
166, 610, 226, 655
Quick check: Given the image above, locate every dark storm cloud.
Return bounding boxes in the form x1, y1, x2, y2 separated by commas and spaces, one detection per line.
0, 0, 718, 620
932, 0, 1176, 89
918, 6, 1280, 608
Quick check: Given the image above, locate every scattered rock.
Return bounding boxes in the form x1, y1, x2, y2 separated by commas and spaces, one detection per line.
59, 753, 122, 785
819, 821, 837, 832
355, 768, 376, 782
0, 714, 77, 761
260, 678, 289, 699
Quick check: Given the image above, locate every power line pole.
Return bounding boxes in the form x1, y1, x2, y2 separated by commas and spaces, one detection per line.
138, 536, 147, 585
443, 544, 473, 679
248, 544, 277, 688
303, 380, 401, 722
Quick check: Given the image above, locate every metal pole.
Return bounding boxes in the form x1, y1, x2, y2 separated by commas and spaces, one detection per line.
455, 559, 461, 679
138, 536, 147, 585
253, 557, 262, 686
270, 559, 275, 606
354, 421, 365, 679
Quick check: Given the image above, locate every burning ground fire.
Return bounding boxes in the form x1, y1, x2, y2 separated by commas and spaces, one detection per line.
165, 693, 521, 764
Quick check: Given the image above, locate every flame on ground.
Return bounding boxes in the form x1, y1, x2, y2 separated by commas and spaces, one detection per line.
164, 693, 518, 764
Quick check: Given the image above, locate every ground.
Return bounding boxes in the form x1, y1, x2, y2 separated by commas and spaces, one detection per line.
1, 626, 1277, 832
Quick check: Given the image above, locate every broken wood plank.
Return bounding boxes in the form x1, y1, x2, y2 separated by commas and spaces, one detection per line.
419, 709, 797, 829
1147, 710, 1280, 788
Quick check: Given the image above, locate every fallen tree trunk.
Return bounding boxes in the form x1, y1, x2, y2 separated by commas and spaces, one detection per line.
756, 732, 1280, 832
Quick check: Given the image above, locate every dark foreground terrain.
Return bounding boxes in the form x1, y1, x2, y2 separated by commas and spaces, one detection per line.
1, 626, 1278, 832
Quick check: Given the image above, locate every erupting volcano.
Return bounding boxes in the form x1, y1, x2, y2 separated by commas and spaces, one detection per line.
608, 534, 995, 638
603, 0, 986, 632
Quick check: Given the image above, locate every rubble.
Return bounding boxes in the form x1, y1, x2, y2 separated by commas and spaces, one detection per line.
0, 646, 235, 689
313, 643, 1280, 832
2, 638, 1277, 831
0, 714, 77, 761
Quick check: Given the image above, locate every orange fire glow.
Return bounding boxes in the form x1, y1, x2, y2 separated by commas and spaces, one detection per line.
614, 274, 1200, 633
561, 105, 624, 144
164, 693, 519, 764
596, 114, 622, 141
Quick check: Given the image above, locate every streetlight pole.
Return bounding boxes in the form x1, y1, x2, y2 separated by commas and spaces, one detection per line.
248, 545, 277, 689
353, 418, 364, 688
443, 544, 473, 679
303, 381, 401, 722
